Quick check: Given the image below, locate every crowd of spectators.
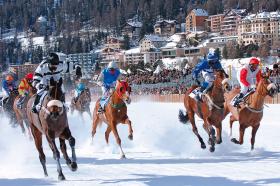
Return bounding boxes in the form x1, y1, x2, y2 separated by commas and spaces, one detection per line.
131, 84, 188, 95
127, 68, 192, 85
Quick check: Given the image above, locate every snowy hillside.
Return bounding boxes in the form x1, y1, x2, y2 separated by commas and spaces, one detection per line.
0, 102, 280, 186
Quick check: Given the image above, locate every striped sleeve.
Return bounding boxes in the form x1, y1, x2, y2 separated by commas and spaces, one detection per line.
33, 64, 44, 83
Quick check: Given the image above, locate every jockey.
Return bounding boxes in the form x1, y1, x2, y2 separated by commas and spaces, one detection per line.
192, 51, 224, 100
16, 73, 33, 109
31, 52, 82, 113
73, 81, 86, 103
97, 61, 120, 113
232, 57, 261, 107
1, 75, 17, 106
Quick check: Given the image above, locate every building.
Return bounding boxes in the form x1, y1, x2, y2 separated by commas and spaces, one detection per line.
207, 14, 224, 33
161, 47, 185, 58
67, 53, 96, 74
105, 36, 125, 50
36, 15, 48, 36
184, 47, 201, 57
186, 8, 208, 32
121, 17, 142, 40
97, 47, 123, 67
221, 9, 247, 36
140, 35, 167, 52
143, 51, 162, 64
124, 48, 144, 65
238, 11, 280, 46
154, 19, 178, 36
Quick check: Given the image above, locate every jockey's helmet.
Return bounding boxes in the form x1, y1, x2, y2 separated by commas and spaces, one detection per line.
25, 73, 33, 80
249, 58, 260, 72
5, 75, 14, 82
108, 61, 118, 70
207, 51, 218, 65
48, 52, 59, 66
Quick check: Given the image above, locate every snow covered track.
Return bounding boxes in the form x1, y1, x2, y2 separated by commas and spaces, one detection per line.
0, 102, 280, 186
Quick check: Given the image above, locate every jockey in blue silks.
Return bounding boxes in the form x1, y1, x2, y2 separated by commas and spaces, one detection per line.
1, 75, 17, 106
73, 81, 86, 103
192, 51, 224, 100
97, 61, 121, 113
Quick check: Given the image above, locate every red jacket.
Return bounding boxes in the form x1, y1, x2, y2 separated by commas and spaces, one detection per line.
238, 65, 261, 87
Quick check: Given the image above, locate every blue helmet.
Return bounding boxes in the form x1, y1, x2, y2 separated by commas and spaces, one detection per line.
207, 52, 219, 64
77, 83, 85, 91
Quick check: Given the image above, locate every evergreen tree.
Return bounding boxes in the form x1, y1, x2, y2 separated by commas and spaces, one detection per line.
222, 46, 228, 59
123, 34, 130, 50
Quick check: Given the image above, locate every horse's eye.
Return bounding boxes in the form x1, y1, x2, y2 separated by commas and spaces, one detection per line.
120, 87, 124, 93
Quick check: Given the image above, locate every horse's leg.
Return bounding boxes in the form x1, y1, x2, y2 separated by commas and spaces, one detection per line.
188, 111, 206, 149
111, 122, 126, 159
251, 124, 260, 150
229, 115, 236, 137
123, 118, 133, 140
46, 135, 65, 180
203, 122, 216, 152
216, 123, 222, 144
91, 114, 100, 138
61, 127, 78, 171
30, 124, 48, 177
105, 126, 111, 144
24, 119, 33, 140
231, 124, 246, 145
15, 111, 25, 134
59, 138, 72, 166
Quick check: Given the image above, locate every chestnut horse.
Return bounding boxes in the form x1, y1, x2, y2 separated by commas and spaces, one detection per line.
26, 78, 77, 180
3, 89, 19, 126
91, 79, 133, 159
70, 88, 92, 119
224, 74, 277, 150
13, 86, 37, 138
179, 70, 231, 152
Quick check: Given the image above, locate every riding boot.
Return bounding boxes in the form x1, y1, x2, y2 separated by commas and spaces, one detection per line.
97, 103, 104, 114
195, 87, 204, 101
233, 93, 244, 107
31, 94, 41, 113
16, 96, 25, 109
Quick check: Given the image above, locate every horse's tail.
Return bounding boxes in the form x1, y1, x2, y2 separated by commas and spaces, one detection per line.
178, 109, 189, 124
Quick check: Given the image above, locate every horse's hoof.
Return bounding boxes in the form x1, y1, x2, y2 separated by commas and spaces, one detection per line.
58, 173, 65, 181
128, 134, 133, 141
216, 140, 222, 144
209, 146, 215, 152
231, 138, 239, 144
121, 155, 126, 159
201, 143, 206, 149
44, 173, 48, 177
70, 162, 78, 171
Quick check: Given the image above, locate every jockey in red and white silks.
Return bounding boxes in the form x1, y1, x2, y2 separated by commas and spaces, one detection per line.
233, 57, 261, 107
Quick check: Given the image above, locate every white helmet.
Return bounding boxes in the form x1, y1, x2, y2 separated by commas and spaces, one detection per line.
108, 61, 118, 69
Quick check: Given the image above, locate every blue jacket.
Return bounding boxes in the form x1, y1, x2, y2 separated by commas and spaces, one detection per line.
102, 68, 120, 88
2, 79, 16, 94
192, 59, 222, 78
76, 82, 86, 95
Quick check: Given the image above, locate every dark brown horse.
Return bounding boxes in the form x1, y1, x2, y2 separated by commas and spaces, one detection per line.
13, 86, 37, 138
91, 79, 133, 158
3, 89, 19, 126
224, 74, 277, 150
26, 78, 77, 180
179, 70, 231, 152
70, 88, 92, 120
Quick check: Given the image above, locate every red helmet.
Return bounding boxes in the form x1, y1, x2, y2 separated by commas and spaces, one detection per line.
25, 73, 33, 80
5, 75, 14, 81
249, 58, 260, 65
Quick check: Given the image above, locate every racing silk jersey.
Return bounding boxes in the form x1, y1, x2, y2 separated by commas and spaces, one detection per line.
18, 78, 31, 96
98, 68, 121, 89
192, 59, 222, 81
33, 59, 80, 87
237, 64, 261, 87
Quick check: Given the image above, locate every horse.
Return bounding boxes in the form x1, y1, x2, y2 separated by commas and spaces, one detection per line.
70, 88, 92, 120
223, 74, 277, 150
26, 78, 77, 180
3, 89, 19, 126
13, 86, 37, 138
91, 79, 133, 159
178, 70, 231, 152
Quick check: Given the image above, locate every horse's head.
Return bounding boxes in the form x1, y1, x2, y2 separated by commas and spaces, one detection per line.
46, 100, 64, 121
214, 70, 231, 92
256, 73, 277, 98
79, 88, 91, 106
115, 79, 132, 104
49, 77, 64, 101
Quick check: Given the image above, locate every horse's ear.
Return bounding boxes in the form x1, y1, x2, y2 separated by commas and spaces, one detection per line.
58, 77, 63, 86
49, 77, 55, 86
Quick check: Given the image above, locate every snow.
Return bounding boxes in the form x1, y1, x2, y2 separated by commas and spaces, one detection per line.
1, 102, 280, 186
243, 11, 280, 21
20, 36, 45, 48
192, 8, 208, 16
143, 35, 167, 42
124, 47, 141, 54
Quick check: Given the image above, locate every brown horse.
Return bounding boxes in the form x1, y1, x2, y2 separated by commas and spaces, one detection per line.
91, 79, 133, 159
224, 74, 277, 150
70, 88, 92, 120
3, 89, 19, 126
26, 78, 77, 180
13, 86, 37, 138
179, 70, 231, 152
